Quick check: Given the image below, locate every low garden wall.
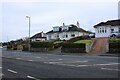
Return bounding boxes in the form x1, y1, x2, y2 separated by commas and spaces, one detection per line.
109, 42, 120, 53
30, 42, 54, 52
61, 43, 86, 53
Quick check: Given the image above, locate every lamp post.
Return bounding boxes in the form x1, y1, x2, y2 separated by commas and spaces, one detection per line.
26, 16, 31, 52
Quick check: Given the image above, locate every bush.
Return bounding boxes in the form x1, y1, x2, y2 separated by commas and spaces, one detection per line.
31, 42, 53, 48
62, 43, 85, 48
66, 35, 89, 43
109, 42, 120, 53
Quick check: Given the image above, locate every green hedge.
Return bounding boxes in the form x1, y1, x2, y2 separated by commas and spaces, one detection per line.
66, 35, 89, 43
62, 43, 85, 48
109, 42, 120, 53
31, 42, 53, 48
61, 43, 86, 53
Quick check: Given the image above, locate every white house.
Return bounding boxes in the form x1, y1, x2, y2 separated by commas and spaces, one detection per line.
94, 19, 120, 37
30, 32, 46, 41
46, 22, 91, 40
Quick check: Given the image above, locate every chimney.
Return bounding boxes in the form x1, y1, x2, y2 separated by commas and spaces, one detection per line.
77, 21, 80, 28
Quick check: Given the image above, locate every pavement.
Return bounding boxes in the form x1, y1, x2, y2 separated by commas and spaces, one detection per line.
1, 49, 120, 79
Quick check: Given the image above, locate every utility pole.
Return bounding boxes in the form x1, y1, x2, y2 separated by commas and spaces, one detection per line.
26, 16, 31, 52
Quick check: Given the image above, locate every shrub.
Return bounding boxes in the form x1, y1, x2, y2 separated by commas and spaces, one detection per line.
66, 35, 89, 43
62, 43, 85, 48
109, 42, 120, 53
31, 42, 53, 48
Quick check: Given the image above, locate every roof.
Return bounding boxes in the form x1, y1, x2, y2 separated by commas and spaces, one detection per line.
30, 32, 46, 39
46, 24, 90, 34
94, 19, 120, 28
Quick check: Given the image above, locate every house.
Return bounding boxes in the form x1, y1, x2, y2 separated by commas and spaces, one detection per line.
46, 22, 90, 40
94, 19, 120, 37
30, 32, 46, 41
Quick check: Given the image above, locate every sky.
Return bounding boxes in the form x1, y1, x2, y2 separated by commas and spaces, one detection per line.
0, 0, 119, 42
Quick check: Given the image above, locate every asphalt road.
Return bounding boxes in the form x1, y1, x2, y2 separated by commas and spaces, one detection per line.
1, 49, 120, 79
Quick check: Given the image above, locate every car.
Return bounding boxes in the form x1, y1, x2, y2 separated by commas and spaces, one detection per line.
0, 46, 2, 49
89, 33, 95, 38
110, 32, 120, 37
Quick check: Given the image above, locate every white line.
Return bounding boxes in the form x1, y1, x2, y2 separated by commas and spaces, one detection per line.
8, 69, 17, 74
93, 63, 119, 66
49, 62, 62, 64
67, 65, 76, 67
75, 61, 88, 63
27, 75, 40, 80
43, 62, 62, 64
101, 68, 120, 71
35, 57, 41, 58
16, 58, 22, 60
0, 73, 4, 76
58, 64, 68, 66
76, 65, 90, 67
58, 59, 62, 60
28, 60, 33, 61
0, 67, 2, 69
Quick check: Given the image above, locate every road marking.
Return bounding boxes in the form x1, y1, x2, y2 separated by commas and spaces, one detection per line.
76, 65, 90, 67
43, 62, 62, 64
58, 59, 63, 60
28, 60, 33, 61
93, 63, 119, 66
58, 64, 68, 66
0, 73, 4, 76
67, 65, 76, 67
27, 75, 40, 80
75, 61, 88, 63
0, 67, 2, 69
8, 69, 17, 74
101, 68, 120, 71
35, 57, 41, 58
16, 57, 22, 59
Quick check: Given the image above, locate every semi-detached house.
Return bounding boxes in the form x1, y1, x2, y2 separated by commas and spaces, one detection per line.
94, 19, 120, 37
46, 22, 90, 40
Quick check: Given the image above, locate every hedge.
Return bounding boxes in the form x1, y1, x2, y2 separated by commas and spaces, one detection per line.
61, 42, 86, 53
31, 42, 53, 48
109, 42, 120, 53
62, 43, 85, 48
66, 35, 89, 43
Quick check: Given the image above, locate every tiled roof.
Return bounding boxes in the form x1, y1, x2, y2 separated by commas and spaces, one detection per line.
46, 24, 90, 34
94, 19, 120, 28
30, 32, 46, 39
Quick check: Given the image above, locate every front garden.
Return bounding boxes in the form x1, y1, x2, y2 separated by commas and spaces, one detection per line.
109, 38, 120, 53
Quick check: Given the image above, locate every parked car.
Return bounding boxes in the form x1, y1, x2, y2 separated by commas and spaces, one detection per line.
89, 33, 95, 38
110, 32, 120, 38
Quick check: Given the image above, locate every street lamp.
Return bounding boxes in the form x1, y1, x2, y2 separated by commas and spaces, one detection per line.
26, 16, 31, 52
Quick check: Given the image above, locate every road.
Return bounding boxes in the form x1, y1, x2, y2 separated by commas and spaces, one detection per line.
1, 49, 120, 79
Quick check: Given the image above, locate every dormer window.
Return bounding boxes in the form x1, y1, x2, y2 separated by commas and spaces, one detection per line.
53, 26, 59, 32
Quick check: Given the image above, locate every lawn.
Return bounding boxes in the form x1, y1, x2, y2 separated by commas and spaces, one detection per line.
109, 38, 120, 42
53, 41, 63, 44
109, 38, 120, 41
74, 40, 92, 44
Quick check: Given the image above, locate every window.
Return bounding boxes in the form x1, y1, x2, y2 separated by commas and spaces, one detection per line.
71, 34, 75, 37
100, 28, 102, 33
119, 27, 120, 33
105, 28, 107, 33
57, 34, 59, 38
66, 35, 68, 38
111, 29, 114, 33
98, 29, 99, 33
49, 35, 51, 39
102, 27, 104, 33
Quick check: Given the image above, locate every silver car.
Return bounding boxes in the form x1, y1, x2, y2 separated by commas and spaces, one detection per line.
110, 32, 120, 37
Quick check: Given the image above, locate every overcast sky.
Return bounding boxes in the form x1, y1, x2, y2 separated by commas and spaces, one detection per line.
1, 0, 119, 42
